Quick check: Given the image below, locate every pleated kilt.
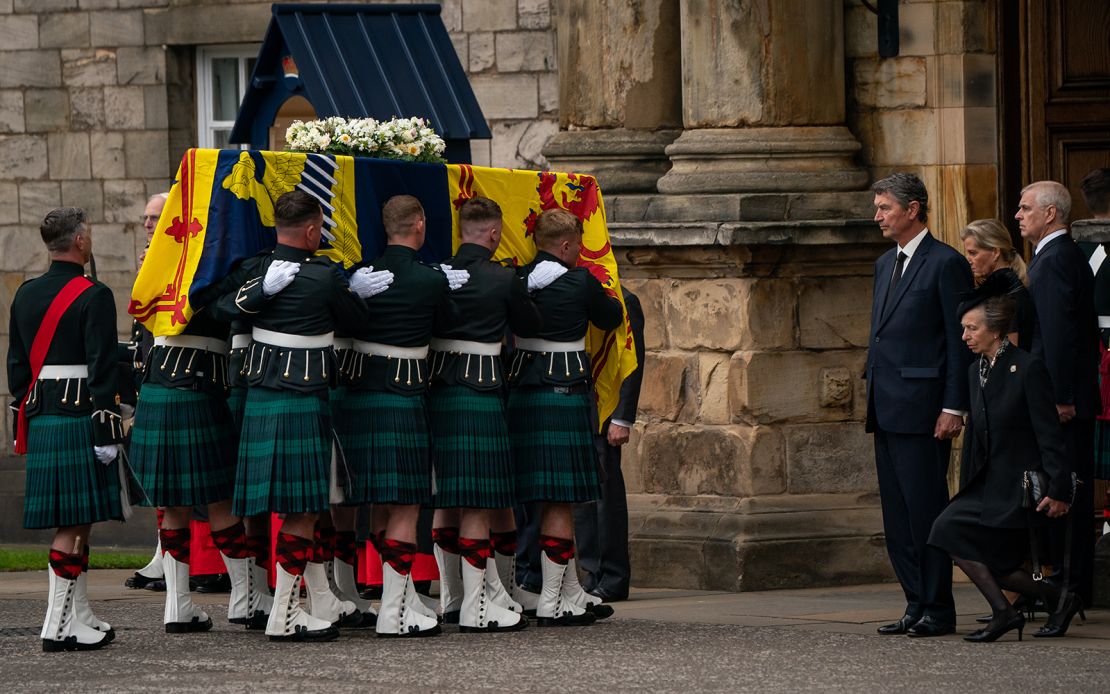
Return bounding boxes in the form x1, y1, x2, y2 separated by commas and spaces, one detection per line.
1095, 420, 1110, 480
23, 415, 123, 529
130, 383, 236, 507
227, 385, 247, 431
428, 385, 514, 509
233, 387, 331, 516
507, 388, 601, 504
338, 390, 431, 505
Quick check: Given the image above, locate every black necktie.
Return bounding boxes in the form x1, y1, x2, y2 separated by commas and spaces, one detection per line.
885, 251, 907, 310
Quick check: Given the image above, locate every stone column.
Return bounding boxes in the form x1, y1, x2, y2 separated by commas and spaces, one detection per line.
657, 0, 867, 194
542, 0, 682, 193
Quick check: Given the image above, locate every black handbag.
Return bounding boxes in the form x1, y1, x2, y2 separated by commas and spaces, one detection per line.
1021, 469, 1077, 508
1021, 469, 1079, 617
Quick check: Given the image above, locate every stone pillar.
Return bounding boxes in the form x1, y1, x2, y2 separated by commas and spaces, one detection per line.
657, 0, 867, 194
542, 0, 681, 192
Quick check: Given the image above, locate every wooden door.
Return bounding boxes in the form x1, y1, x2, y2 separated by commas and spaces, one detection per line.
1000, 0, 1110, 222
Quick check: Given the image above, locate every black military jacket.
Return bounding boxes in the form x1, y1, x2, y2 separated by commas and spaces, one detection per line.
142, 307, 231, 398
508, 251, 623, 388
7, 260, 123, 445
430, 243, 542, 391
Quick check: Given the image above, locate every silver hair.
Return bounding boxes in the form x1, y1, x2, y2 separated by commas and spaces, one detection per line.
1020, 181, 1072, 225
980, 295, 1016, 336
148, 192, 169, 204
40, 207, 88, 253
871, 172, 929, 222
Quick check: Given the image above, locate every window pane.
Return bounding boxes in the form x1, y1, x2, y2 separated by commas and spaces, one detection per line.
211, 58, 240, 121
213, 129, 232, 149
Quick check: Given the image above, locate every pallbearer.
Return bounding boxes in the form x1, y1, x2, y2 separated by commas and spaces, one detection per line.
8, 208, 125, 651
507, 208, 623, 626
217, 190, 389, 642
428, 196, 557, 633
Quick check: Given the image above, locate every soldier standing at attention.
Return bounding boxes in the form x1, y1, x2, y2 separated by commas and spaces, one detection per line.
341, 194, 468, 636
507, 208, 623, 626
428, 196, 553, 633
213, 190, 389, 642
8, 207, 125, 651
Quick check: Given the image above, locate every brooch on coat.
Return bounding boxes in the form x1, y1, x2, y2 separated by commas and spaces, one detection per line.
1010, 365, 1017, 372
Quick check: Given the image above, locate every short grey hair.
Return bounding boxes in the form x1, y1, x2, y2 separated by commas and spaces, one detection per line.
40, 207, 88, 253
1020, 181, 1072, 225
871, 172, 929, 222
980, 295, 1016, 336
148, 192, 169, 204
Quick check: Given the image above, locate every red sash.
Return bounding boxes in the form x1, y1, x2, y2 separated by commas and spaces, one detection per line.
13, 276, 94, 454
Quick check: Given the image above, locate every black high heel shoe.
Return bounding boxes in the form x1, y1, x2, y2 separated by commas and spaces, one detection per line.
964, 611, 1025, 643
1034, 594, 1083, 638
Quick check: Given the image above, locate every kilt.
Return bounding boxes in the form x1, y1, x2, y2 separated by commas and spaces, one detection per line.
508, 388, 601, 504
130, 383, 236, 507
23, 415, 123, 529
428, 385, 514, 509
227, 385, 247, 431
233, 387, 332, 516
338, 390, 431, 505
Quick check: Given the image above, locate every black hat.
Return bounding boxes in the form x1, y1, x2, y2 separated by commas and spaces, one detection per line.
957, 268, 1022, 318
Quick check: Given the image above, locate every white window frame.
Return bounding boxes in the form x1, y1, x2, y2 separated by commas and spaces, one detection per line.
196, 43, 261, 149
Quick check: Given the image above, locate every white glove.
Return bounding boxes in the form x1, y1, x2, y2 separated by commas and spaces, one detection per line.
439, 264, 470, 291
527, 260, 568, 292
262, 260, 301, 296
350, 266, 395, 298
94, 444, 122, 464
120, 403, 135, 420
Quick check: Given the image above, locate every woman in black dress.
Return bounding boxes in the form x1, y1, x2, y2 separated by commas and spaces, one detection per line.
928, 284, 1077, 642
960, 218, 1038, 350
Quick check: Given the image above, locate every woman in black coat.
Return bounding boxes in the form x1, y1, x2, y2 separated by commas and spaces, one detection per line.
928, 285, 1075, 642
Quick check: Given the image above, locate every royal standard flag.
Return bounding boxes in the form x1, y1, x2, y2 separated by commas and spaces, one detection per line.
130, 149, 637, 430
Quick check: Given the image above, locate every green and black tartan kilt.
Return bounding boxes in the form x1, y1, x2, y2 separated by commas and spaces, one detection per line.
233, 387, 332, 516
428, 385, 515, 509
23, 415, 123, 529
227, 385, 247, 432
130, 383, 236, 507
338, 390, 431, 505
507, 388, 601, 504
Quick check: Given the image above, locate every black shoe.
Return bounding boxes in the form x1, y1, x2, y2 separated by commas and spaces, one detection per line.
142, 579, 167, 592
42, 634, 110, 652
585, 603, 615, 620
269, 625, 340, 642
442, 610, 460, 624
588, 588, 628, 604
458, 615, 529, 633
166, 615, 214, 634
335, 610, 376, 629
876, 615, 917, 635
1034, 594, 1084, 638
124, 572, 162, 589
245, 610, 269, 630
906, 616, 955, 638
193, 573, 232, 594
965, 610, 1024, 642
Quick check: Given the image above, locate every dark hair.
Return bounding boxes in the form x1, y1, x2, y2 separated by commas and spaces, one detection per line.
871, 172, 929, 222
274, 189, 322, 228
1081, 168, 1110, 216
534, 208, 582, 248
459, 196, 502, 226
979, 295, 1016, 336
382, 195, 424, 238
40, 207, 88, 253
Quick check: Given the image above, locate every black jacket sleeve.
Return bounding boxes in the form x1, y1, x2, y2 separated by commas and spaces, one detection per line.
586, 274, 623, 332
1024, 357, 1072, 500
939, 253, 974, 411
506, 273, 543, 337
84, 285, 124, 445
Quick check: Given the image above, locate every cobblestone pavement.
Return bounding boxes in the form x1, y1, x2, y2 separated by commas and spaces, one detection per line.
0, 571, 1107, 692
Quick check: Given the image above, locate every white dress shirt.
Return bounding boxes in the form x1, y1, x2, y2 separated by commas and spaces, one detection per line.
1034, 228, 1068, 254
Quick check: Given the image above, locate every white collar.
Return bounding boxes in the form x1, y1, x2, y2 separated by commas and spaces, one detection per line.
896, 228, 930, 260
1034, 228, 1068, 255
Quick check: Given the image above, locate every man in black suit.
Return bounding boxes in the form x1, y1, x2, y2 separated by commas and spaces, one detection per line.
574, 287, 645, 603
866, 173, 973, 638
1018, 180, 1100, 608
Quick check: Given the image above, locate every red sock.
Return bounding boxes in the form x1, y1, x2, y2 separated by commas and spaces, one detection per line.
458, 537, 491, 570
159, 527, 190, 563
48, 550, 83, 581
380, 538, 416, 576
490, 531, 517, 555
246, 534, 269, 569
334, 531, 358, 566
540, 535, 574, 565
210, 521, 251, 559
431, 527, 460, 554
274, 532, 313, 577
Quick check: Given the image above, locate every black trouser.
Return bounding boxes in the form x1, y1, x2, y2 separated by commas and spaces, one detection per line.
873, 428, 956, 623
1052, 417, 1095, 606
573, 435, 630, 598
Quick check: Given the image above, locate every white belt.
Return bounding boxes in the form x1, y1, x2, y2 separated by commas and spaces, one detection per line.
514, 337, 586, 353
39, 364, 88, 379
252, 327, 334, 349
353, 340, 429, 359
154, 335, 228, 356
231, 334, 251, 350
1099, 316, 1110, 329
430, 338, 501, 357
333, 337, 354, 351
